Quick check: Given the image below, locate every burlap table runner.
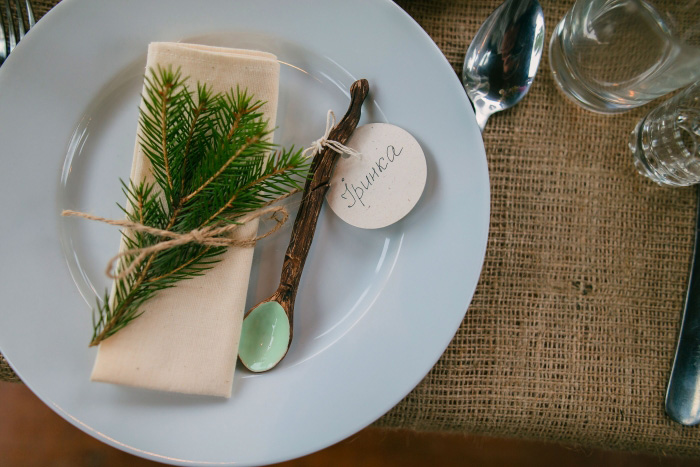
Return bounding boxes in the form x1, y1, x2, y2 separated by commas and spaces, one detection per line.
4, 0, 700, 458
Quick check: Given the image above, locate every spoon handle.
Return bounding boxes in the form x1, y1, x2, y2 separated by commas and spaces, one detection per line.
666, 186, 700, 425
276, 79, 369, 311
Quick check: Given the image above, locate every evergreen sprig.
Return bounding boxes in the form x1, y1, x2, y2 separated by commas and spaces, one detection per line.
90, 66, 308, 346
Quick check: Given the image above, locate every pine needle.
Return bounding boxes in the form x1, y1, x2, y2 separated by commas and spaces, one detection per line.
89, 66, 309, 346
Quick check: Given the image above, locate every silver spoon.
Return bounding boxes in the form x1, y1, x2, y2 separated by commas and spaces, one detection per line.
462, 0, 545, 131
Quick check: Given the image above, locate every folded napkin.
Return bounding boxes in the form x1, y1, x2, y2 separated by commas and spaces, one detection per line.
91, 42, 280, 398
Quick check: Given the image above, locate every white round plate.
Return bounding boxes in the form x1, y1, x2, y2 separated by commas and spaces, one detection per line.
0, 0, 489, 465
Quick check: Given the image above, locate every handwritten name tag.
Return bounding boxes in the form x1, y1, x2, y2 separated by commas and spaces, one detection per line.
326, 123, 427, 229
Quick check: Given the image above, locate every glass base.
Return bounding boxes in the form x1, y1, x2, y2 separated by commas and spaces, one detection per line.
630, 117, 697, 187
549, 21, 642, 115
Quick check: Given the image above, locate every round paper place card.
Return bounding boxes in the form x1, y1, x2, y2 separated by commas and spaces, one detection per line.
326, 123, 427, 229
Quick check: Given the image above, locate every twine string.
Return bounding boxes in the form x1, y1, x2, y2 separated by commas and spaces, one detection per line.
302, 110, 362, 160
62, 203, 290, 280
62, 109, 355, 281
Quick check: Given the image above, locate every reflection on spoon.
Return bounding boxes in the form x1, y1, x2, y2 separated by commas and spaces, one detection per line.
461, 0, 545, 131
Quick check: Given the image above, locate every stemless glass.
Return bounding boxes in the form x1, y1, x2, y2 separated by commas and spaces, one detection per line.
630, 81, 700, 186
550, 0, 700, 113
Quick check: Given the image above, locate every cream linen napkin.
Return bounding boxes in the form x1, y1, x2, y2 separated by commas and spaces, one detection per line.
91, 42, 280, 398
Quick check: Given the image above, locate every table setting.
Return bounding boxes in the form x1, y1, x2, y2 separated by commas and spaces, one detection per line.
2, 0, 700, 464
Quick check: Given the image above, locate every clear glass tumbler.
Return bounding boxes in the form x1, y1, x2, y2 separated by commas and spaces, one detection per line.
550, 0, 700, 113
631, 81, 700, 186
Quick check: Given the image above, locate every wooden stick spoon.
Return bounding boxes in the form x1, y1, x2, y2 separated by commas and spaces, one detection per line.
238, 79, 369, 373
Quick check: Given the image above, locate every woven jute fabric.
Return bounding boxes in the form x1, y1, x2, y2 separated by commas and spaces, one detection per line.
0, 354, 20, 383
3, 0, 700, 458
375, 0, 700, 458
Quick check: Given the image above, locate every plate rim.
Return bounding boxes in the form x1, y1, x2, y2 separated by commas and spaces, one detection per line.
0, 0, 490, 464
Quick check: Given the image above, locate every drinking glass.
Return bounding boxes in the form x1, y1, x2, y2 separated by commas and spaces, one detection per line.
630, 81, 700, 186
550, 0, 700, 113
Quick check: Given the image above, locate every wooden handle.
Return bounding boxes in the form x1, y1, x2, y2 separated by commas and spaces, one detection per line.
275, 79, 370, 314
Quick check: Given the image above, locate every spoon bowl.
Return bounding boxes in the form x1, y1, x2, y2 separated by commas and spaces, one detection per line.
462, 0, 545, 131
239, 294, 292, 373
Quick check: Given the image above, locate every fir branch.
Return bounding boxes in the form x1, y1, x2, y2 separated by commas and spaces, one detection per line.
89, 66, 309, 346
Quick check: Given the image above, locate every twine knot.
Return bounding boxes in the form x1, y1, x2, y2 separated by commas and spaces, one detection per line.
190, 229, 208, 243
302, 110, 362, 160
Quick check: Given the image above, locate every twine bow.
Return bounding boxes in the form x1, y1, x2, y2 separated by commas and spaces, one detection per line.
302, 110, 362, 160
62, 204, 290, 280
